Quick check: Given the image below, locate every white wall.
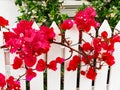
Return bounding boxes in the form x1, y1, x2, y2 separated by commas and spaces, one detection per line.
0, 0, 20, 27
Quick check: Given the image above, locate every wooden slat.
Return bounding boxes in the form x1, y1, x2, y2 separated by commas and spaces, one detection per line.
109, 43, 120, 90
47, 22, 62, 90
9, 53, 26, 90
64, 24, 79, 90
30, 22, 44, 90
0, 31, 6, 75
4, 50, 11, 79
0, 0, 20, 27
109, 21, 120, 90
94, 20, 112, 90
79, 27, 96, 90
30, 54, 45, 90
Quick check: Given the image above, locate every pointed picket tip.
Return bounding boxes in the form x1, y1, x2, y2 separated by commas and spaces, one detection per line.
114, 21, 120, 34
98, 19, 112, 37
89, 26, 96, 37
50, 21, 61, 42
10, 22, 40, 31
50, 21, 61, 34
32, 22, 40, 30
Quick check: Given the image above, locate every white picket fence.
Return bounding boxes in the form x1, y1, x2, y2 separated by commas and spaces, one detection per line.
1, 20, 120, 90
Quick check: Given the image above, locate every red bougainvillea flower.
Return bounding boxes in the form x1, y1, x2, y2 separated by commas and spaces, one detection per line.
80, 70, 86, 75
81, 55, 93, 64
12, 56, 23, 69
48, 60, 57, 71
110, 35, 120, 44
7, 76, 21, 90
101, 31, 108, 38
72, 55, 81, 63
56, 57, 64, 64
3, 32, 22, 53
6, 76, 14, 84
23, 54, 37, 67
36, 59, 47, 72
0, 73, 6, 88
26, 68, 36, 81
13, 20, 33, 35
93, 38, 102, 52
74, 6, 99, 32
67, 55, 81, 71
61, 19, 74, 30
102, 52, 115, 66
86, 67, 97, 80
40, 26, 56, 41
67, 59, 78, 71
0, 16, 9, 27
82, 42, 93, 51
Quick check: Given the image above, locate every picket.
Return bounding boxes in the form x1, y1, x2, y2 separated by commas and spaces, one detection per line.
0, 31, 6, 75
94, 20, 112, 90
47, 22, 62, 90
9, 53, 26, 90
64, 24, 79, 90
30, 55, 44, 90
109, 21, 120, 90
30, 22, 44, 90
79, 27, 96, 90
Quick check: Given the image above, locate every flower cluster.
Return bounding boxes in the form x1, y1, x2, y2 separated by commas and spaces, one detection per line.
0, 73, 20, 90
74, 6, 100, 32
0, 6, 120, 89
4, 20, 56, 67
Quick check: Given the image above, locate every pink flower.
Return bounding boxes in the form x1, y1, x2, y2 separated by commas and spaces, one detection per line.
74, 6, 99, 32
0, 73, 6, 88
40, 26, 55, 41
26, 68, 36, 81
12, 57, 23, 69
13, 20, 33, 35
61, 19, 74, 30
23, 28, 36, 43
3, 32, 22, 53
0, 16, 9, 27
32, 39, 50, 55
36, 59, 47, 72
84, 6, 96, 17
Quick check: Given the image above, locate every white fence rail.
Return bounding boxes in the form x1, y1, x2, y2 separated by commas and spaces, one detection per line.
1, 20, 120, 90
